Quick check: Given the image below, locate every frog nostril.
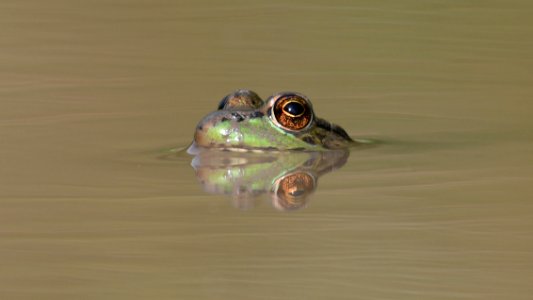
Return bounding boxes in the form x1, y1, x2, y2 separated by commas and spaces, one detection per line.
283, 101, 305, 117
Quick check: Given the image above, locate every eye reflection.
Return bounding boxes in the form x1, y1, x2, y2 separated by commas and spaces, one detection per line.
272, 172, 315, 211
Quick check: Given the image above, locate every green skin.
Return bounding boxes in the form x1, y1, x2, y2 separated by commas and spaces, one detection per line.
190, 90, 354, 152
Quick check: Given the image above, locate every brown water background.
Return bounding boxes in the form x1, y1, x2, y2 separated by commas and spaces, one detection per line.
1, 1, 532, 299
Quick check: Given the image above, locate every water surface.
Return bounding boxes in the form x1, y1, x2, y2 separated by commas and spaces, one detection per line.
1, 1, 532, 299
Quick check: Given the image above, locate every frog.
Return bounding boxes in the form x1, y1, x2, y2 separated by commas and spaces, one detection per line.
188, 89, 354, 153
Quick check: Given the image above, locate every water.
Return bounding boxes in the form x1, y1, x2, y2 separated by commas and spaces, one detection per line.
1, 1, 532, 299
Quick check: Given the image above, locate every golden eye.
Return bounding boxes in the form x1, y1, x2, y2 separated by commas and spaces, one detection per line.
272, 94, 313, 131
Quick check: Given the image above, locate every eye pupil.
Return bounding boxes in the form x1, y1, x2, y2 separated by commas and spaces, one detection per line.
283, 102, 305, 117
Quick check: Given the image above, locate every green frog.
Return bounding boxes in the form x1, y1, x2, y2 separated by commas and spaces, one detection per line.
189, 89, 354, 153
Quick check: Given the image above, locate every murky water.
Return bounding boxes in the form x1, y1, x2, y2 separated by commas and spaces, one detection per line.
1, 1, 532, 299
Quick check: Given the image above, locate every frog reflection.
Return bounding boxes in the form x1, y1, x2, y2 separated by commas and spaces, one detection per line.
189, 150, 349, 211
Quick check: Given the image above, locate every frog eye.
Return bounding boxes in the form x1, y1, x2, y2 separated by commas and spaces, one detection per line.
218, 89, 264, 110
272, 93, 313, 131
